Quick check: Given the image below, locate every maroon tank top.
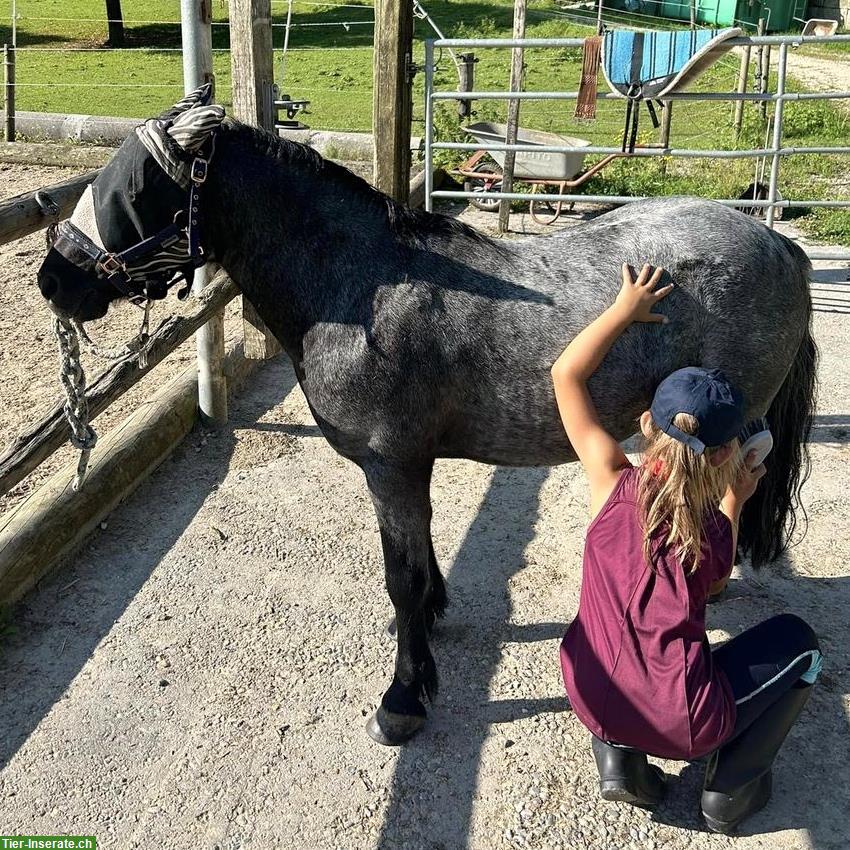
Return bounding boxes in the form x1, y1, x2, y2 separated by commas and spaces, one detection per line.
560, 465, 737, 760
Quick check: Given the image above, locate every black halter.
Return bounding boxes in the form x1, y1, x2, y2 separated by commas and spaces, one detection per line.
51, 133, 215, 305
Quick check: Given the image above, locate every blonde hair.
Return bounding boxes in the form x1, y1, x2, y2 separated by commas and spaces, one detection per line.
637, 412, 740, 573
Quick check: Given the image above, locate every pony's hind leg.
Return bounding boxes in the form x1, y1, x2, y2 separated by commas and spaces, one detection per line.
363, 461, 438, 745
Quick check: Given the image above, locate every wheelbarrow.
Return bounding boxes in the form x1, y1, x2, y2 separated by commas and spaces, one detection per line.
453, 121, 621, 225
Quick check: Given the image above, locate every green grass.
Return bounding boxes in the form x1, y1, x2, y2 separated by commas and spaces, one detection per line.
1, 0, 848, 242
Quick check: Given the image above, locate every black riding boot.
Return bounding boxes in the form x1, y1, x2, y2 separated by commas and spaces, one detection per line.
702, 683, 813, 834
591, 736, 666, 807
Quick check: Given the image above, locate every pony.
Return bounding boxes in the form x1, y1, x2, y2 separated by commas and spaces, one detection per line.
37, 87, 816, 746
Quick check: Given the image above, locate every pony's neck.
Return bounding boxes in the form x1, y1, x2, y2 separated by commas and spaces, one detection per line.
202, 121, 402, 358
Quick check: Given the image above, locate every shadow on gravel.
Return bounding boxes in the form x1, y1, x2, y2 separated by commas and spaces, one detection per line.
377, 465, 569, 850
809, 414, 850, 443
0, 357, 294, 772
650, 567, 850, 848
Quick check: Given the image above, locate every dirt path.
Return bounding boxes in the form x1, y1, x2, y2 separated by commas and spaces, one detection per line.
0, 183, 848, 848
786, 50, 850, 109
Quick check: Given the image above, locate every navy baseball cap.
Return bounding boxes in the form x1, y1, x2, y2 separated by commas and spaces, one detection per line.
649, 367, 745, 455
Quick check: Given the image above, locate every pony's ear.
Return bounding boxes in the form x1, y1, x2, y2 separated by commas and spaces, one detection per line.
166, 103, 226, 153
159, 82, 215, 121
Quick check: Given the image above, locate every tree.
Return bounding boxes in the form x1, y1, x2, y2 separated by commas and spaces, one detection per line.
105, 0, 124, 47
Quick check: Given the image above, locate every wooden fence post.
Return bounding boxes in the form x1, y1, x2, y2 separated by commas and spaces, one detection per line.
659, 100, 673, 177
372, 0, 414, 204
733, 42, 751, 138
4, 45, 14, 143
498, 0, 527, 234
229, 0, 281, 359
756, 18, 770, 123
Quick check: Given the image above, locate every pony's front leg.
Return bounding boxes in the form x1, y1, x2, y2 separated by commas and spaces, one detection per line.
363, 461, 437, 746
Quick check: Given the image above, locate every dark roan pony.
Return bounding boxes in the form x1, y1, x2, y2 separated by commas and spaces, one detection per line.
38, 89, 817, 746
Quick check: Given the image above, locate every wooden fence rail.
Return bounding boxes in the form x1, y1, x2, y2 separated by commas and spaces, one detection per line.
0, 270, 239, 497
0, 171, 99, 245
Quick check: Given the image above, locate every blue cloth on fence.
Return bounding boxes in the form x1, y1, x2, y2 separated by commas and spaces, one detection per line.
603, 27, 741, 99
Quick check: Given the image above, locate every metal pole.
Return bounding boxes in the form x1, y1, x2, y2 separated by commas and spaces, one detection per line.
3, 45, 14, 143
765, 42, 787, 228
733, 42, 751, 137
499, 0, 526, 234
280, 0, 294, 85
181, 0, 228, 426
596, 0, 604, 35
424, 40, 434, 213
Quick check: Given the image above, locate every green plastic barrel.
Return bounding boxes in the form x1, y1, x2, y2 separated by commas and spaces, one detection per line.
604, 0, 807, 30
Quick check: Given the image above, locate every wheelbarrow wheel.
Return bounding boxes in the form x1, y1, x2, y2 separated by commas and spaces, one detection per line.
464, 162, 503, 213
529, 185, 573, 225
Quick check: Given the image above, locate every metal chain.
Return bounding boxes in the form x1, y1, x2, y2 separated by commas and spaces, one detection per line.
71, 300, 152, 368
52, 317, 98, 491
52, 300, 153, 491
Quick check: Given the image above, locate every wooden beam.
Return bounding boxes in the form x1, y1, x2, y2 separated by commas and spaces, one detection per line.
733, 44, 752, 138
0, 142, 111, 168
498, 0, 527, 234
372, 0, 414, 204
0, 271, 240, 497
229, 0, 275, 132
0, 170, 99, 246
0, 341, 261, 607
228, 0, 281, 359
408, 166, 445, 210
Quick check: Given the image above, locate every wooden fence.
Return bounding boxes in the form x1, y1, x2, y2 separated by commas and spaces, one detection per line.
0, 168, 259, 605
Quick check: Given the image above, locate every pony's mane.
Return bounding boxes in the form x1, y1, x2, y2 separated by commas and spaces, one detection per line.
222, 119, 497, 251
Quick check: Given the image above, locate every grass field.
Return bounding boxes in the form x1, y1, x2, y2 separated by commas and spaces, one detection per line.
1, 0, 848, 242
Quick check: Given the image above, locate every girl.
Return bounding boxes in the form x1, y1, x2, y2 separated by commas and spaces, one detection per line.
551, 263, 822, 834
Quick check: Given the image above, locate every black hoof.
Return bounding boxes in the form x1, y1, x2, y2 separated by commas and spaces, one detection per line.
365, 706, 426, 746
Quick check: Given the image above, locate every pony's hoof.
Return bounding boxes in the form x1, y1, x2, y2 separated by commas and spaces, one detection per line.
365, 706, 426, 746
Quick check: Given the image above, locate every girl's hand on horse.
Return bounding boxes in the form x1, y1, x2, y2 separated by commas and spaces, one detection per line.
614, 264, 674, 324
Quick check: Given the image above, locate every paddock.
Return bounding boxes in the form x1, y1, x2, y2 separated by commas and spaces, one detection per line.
0, 152, 848, 848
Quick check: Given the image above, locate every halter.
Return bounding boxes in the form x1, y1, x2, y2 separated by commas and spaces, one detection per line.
50, 129, 216, 306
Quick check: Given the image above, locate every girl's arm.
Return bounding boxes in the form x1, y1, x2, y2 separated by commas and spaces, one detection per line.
551, 264, 672, 514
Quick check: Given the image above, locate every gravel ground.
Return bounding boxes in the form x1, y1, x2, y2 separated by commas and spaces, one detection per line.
1, 164, 849, 849
785, 50, 850, 112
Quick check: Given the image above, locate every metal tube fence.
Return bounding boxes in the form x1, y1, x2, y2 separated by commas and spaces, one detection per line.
431, 35, 850, 48
423, 33, 850, 260
430, 90, 850, 102
181, 0, 228, 427
765, 42, 788, 229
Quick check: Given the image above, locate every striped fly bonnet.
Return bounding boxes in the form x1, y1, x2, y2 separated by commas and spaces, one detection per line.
50, 84, 226, 303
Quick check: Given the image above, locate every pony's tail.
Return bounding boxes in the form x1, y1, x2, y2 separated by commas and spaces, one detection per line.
739, 283, 818, 568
